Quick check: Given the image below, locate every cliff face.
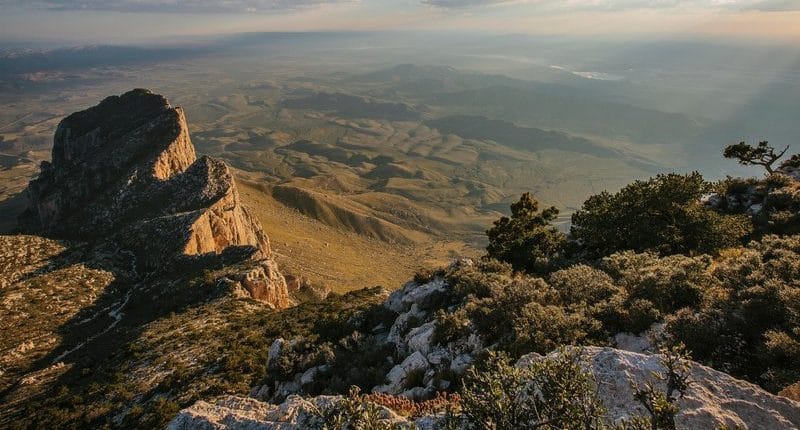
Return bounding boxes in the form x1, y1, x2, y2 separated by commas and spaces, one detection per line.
23, 90, 195, 233
20, 89, 289, 307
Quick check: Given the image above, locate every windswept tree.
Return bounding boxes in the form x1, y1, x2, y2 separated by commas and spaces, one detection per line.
486, 192, 565, 275
723, 140, 789, 175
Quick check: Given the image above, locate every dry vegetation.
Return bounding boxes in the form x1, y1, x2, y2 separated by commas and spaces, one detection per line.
237, 178, 477, 293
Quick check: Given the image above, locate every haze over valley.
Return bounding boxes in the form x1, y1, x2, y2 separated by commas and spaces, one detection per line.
3, 32, 798, 289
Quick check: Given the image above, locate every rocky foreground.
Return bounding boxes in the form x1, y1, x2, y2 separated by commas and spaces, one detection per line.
171, 270, 800, 429
171, 347, 800, 429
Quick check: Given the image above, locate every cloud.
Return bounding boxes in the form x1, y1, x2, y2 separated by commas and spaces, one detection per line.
0, 0, 358, 13
421, 0, 519, 8
420, 0, 800, 11
742, 0, 800, 11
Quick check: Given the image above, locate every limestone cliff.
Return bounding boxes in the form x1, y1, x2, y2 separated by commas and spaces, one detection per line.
19, 89, 289, 307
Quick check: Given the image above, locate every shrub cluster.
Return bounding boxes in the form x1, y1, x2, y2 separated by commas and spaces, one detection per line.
476, 152, 800, 393
435, 232, 800, 392
570, 172, 752, 259
666, 235, 800, 390
436, 251, 716, 357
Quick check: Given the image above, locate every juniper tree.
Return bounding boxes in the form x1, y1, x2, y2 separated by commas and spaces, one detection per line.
723, 140, 789, 175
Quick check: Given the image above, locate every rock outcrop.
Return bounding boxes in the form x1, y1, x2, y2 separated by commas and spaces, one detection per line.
169, 394, 432, 430
172, 346, 800, 429
19, 89, 289, 307
521, 347, 800, 429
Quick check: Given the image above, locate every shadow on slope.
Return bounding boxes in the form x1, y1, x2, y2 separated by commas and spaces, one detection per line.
271, 184, 423, 245
0, 233, 264, 428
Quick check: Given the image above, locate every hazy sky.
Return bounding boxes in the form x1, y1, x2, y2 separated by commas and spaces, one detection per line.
1, 0, 799, 44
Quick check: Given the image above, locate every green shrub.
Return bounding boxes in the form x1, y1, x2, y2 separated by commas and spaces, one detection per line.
571, 172, 752, 258
508, 302, 601, 356
459, 349, 606, 429
603, 251, 712, 315
548, 264, 619, 305
666, 236, 800, 390
467, 277, 556, 349
433, 309, 472, 346
445, 259, 513, 300
486, 192, 566, 275
715, 176, 760, 196
757, 187, 800, 235
622, 298, 663, 335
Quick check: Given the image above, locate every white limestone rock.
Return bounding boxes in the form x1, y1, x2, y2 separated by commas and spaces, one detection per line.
374, 351, 429, 395
169, 394, 440, 429
518, 347, 800, 429
387, 303, 426, 348
406, 321, 436, 356
266, 338, 285, 367
385, 278, 447, 314
613, 322, 665, 354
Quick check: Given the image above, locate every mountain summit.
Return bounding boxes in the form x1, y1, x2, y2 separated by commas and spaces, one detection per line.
19, 89, 289, 306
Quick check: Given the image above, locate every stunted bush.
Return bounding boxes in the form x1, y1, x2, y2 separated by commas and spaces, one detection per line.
433, 308, 471, 346
629, 345, 692, 430
459, 349, 606, 430
509, 302, 601, 356
445, 259, 513, 301
602, 251, 713, 316
466, 277, 559, 351
548, 264, 619, 305
757, 187, 800, 235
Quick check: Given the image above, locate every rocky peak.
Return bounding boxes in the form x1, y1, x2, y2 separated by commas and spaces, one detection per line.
22, 89, 197, 234
19, 89, 289, 307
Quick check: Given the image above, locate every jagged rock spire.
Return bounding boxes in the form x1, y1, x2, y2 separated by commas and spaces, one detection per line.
19, 89, 289, 307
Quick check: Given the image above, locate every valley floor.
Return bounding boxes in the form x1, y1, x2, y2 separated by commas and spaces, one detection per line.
237, 180, 480, 293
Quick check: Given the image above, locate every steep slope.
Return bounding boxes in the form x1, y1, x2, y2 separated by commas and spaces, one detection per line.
1, 90, 298, 427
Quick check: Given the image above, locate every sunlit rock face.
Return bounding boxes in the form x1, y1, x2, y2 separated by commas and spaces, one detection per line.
19, 89, 289, 307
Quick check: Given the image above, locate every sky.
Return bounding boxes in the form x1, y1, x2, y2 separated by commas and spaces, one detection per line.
0, 0, 799, 44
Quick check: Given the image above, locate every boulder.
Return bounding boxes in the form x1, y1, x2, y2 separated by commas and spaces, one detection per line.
267, 338, 285, 367
168, 395, 275, 430
300, 365, 329, 386
406, 321, 435, 356
518, 347, 800, 429
385, 278, 447, 313
375, 351, 429, 395
387, 303, 426, 348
